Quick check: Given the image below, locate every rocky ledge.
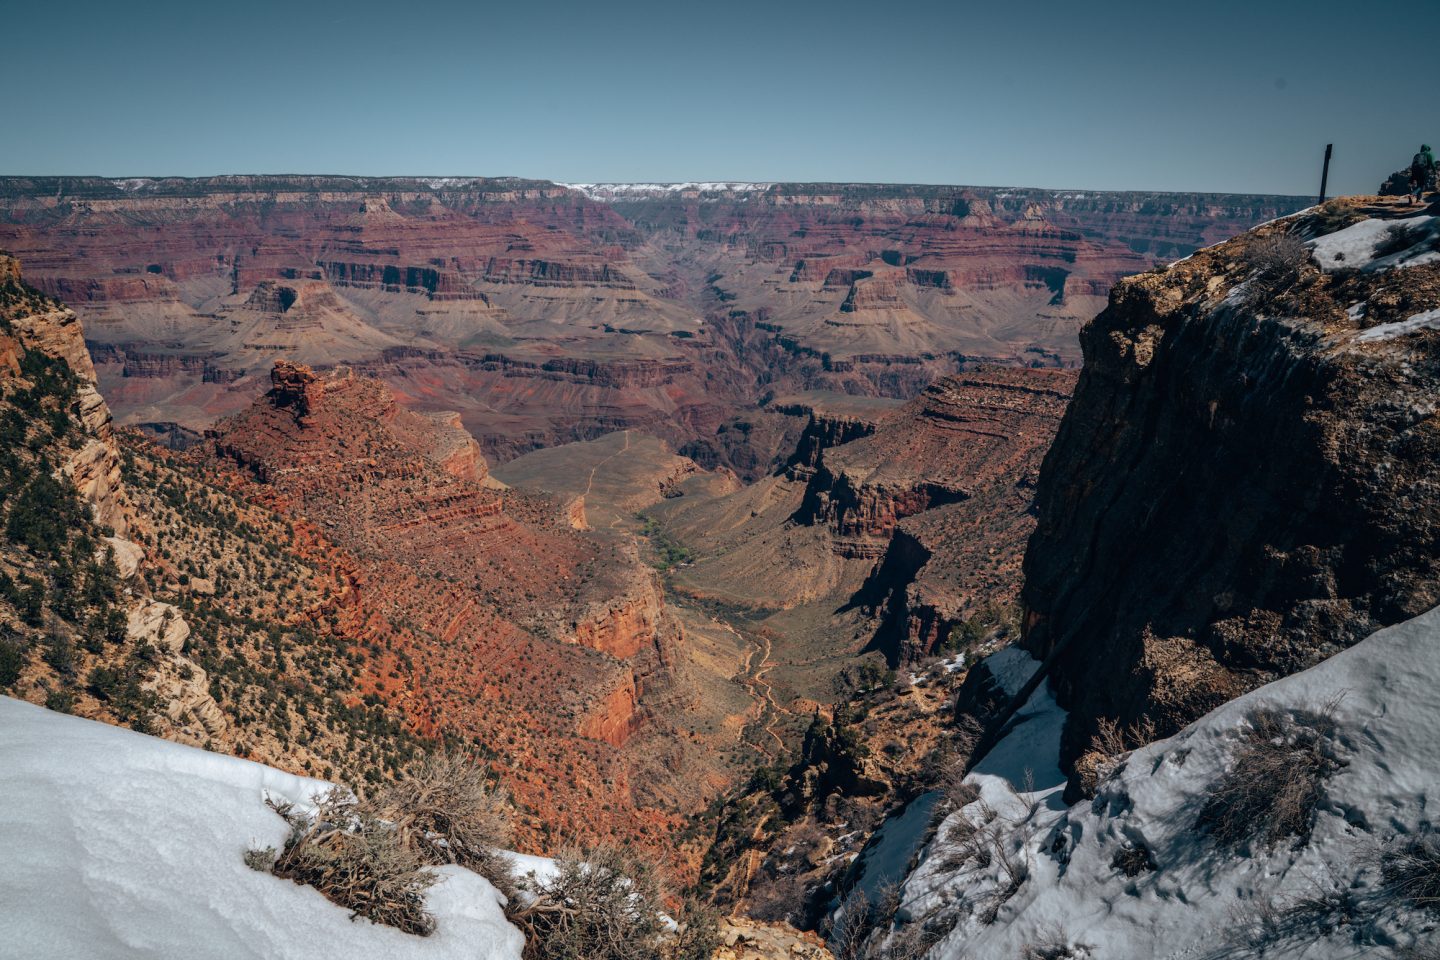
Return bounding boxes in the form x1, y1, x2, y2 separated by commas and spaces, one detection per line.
1021, 198, 1440, 777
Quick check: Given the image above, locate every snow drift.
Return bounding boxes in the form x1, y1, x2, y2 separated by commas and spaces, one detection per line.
0, 696, 525, 960
890, 606, 1440, 958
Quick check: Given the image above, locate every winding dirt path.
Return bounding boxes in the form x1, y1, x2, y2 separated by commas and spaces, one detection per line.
581, 429, 630, 500
713, 616, 790, 756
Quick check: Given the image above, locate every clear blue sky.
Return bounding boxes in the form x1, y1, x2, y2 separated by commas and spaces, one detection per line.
4, 0, 1432, 196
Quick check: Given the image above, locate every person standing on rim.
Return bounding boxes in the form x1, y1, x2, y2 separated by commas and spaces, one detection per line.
1410, 144, 1437, 204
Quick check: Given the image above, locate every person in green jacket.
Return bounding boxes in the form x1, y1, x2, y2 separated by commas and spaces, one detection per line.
1410, 144, 1437, 204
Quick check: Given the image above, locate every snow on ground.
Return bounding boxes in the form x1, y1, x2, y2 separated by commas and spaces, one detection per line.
843, 791, 942, 915
835, 646, 1070, 948
966, 645, 1069, 795
419, 177, 491, 190
0, 696, 525, 960
1355, 307, 1440, 343
891, 607, 1440, 959
1308, 215, 1439, 272
562, 182, 772, 200
508, 851, 560, 885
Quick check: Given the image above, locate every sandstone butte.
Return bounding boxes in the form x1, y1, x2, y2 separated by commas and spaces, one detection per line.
205, 359, 704, 849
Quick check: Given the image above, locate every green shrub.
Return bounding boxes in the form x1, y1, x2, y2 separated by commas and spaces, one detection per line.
44, 688, 75, 713
0, 636, 23, 687
41, 631, 75, 676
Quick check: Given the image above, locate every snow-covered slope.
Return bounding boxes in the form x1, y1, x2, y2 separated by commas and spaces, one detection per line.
0, 696, 525, 960
1307, 213, 1440, 273
562, 181, 772, 200
889, 607, 1440, 958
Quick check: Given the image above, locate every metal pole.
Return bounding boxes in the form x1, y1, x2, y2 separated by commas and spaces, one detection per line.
1319, 144, 1333, 204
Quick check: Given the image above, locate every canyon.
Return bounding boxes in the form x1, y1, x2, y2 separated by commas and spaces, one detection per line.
13, 179, 1439, 960
0, 176, 1304, 473
0, 179, 1308, 860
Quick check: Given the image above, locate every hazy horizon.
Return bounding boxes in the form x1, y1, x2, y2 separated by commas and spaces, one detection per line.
4, 0, 1433, 197
0, 171, 1322, 198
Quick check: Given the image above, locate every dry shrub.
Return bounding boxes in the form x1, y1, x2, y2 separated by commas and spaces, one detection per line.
378, 752, 516, 896
933, 766, 981, 827
1306, 200, 1366, 236
666, 897, 724, 960
1076, 715, 1158, 797
1399, 946, 1440, 960
271, 788, 439, 936
830, 888, 872, 960
745, 866, 808, 924
978, 845, 1027, 925
248, 752, 515, 937
1021, 926, 1086, 960
1375, 221, 1440, 260
1089, 716, 1155, 758
1196, 706, 1341, 850
945, 773, 981, 809
516, 845, 718, 960
1381, 830, 1440, 913
883, 922, 942, 960
1242, 233, 1308, 305
1110, 844, 1155, 877
243, 845, 278, 872
927, 799, 1029, 926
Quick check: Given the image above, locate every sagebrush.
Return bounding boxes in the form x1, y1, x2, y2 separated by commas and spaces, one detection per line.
270, 788, 440, 936
248, 752, 514, 937
515, 845, 719, 960
1197, 706, 1341, 849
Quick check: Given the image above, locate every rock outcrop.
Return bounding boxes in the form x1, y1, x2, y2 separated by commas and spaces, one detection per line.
205, 359, 695, 847
2, 255, 135, 536
0, 256, 229, 754
127, 599, 228, 744
1021, 198, 1440, 775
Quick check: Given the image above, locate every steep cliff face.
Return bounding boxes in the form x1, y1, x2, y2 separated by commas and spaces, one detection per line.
1, 256, 134, 537
0, 255, 223, 749
1022, 198, 1440, 771
776, 394, 901, 477
831, 370, 1073, 661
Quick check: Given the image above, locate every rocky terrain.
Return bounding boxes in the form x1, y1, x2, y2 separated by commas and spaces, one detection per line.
0, 254, 766, 862
760, 198, 1440, 960
1019, 198, 1440, 789
0, 253, 224, 748
837, 369, 1076, 663
0, 177, 1304, 472
651, 368, 1072, 678
201, 359, 770, 854
17, 174, 1438, 960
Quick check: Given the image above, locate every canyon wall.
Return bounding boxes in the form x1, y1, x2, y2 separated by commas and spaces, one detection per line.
0, 177, 1306, 466
0, 256, 227, 750
815, 369, 1075, 659
1020, 201, 1440, 776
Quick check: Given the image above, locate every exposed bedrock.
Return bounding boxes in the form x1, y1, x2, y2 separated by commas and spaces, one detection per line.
812, 369, 1075, 661
2, 256, 136, 536
1020, 206, 1440, 778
